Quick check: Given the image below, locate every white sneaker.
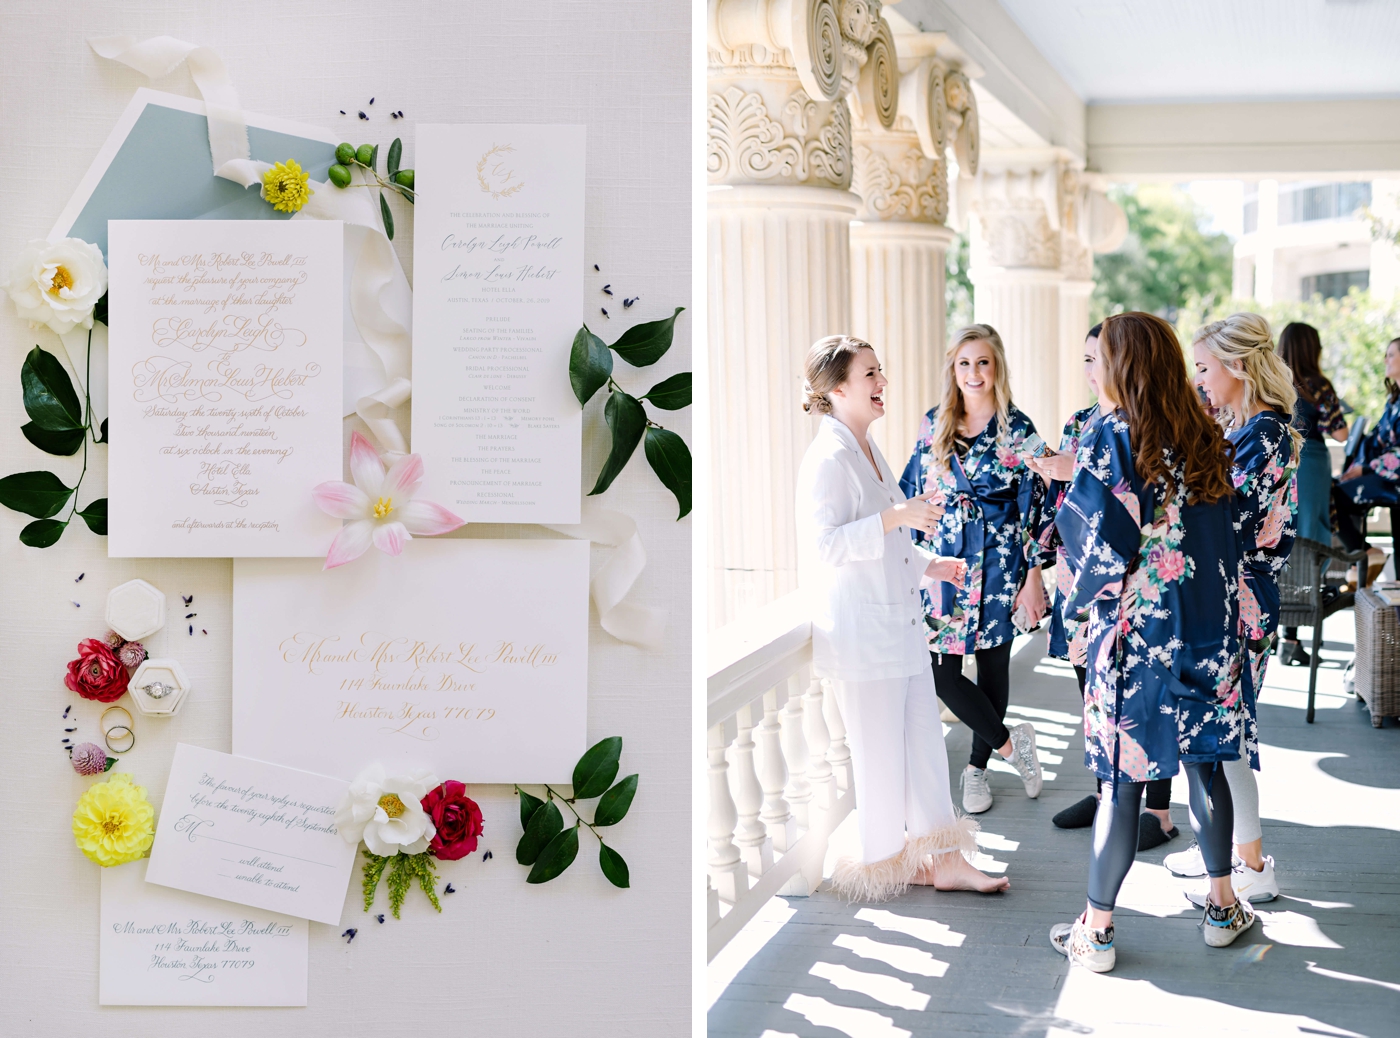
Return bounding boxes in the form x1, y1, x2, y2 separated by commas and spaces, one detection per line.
961, 766, 992, 813
1166, 841, 1243, 877
1202, 896, 1256, 948
1186, 856, 1279, 906
1006, 722, 1043, 798
1050, 914, 1115, 972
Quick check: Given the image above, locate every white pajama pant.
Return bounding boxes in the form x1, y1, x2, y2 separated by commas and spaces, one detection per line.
831, 668, 959, 865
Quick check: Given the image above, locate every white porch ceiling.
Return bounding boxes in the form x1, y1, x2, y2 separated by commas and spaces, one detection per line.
998, 0, 1400, 105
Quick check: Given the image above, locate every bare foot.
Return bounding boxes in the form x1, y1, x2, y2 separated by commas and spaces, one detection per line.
911, 852, 1009, 893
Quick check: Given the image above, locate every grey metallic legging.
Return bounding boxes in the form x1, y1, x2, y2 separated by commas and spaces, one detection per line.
1087, 763, 1234, 912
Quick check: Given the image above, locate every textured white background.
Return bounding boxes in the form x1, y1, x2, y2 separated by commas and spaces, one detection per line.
0, 3, 690, 1033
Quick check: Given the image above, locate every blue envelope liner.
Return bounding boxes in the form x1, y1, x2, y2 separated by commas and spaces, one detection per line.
68, 103, 337, 258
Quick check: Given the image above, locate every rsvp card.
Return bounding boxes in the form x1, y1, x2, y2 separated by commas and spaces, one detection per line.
106, 219, 344, 556
100, 859, 307, 1006
410, 124, 585, 524
231, 539, 589, 783
145, 744, 356, 925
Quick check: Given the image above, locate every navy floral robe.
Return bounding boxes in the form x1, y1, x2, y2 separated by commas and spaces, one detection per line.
1339, 396, 1400, 507
1055, 411, 1247, 785
1036, 403, 1101, 664
900, 406, 1046, 655
1230, 409, 1299, 766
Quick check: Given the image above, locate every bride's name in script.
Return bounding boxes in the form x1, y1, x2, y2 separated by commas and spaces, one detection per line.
439, 233, 562, 255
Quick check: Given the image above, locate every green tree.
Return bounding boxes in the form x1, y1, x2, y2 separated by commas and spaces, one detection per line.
946, 231, 974, 335
1092, 184, 1234, 324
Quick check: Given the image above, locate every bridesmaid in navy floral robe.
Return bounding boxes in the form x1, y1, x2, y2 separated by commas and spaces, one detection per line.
1335, 337, 1400, 550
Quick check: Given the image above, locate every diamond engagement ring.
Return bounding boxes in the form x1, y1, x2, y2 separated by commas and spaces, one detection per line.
141, 681, 176, 700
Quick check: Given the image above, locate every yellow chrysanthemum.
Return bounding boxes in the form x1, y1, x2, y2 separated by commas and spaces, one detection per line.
72, 772, 155, 867
261, 159, 314, 214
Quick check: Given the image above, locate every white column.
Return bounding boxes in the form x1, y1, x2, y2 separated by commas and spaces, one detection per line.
707, 0, 874, 627
970, 268, 1062, 437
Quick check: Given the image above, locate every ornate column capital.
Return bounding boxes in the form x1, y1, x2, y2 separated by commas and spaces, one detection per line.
708, 0, 891, 192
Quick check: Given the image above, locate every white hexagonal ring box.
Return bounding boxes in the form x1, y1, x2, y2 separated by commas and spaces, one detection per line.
106, 579, 166, 642
129, 658, 191, 717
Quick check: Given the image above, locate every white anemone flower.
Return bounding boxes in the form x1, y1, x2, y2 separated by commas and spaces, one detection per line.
3, 237, 108, 335
312, 431, 465, 568
334, 763, 440, 856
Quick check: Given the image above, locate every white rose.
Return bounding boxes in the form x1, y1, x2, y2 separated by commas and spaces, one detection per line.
334, 763, 439, 856
3, 237, 108, 336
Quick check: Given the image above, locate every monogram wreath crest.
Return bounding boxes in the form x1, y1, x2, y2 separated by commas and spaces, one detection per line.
476, 144, 525, 199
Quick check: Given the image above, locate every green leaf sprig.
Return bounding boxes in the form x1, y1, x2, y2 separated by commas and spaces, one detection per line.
327, 138, 414, 240
0, 303, 109, 547
361, 849, 442, 919
569, 308, 691, 518
515, 736, 639, 888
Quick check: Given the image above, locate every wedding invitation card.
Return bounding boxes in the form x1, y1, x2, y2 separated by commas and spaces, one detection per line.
144, 744, 356, 925
106, 219, 344, 556
100, 859, 308, 1006
410, 124, 585, 524
231, 539, 590, 783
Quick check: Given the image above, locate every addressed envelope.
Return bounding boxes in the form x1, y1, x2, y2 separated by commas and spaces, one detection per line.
100, 859, 308, 1006
231, 538, 589, 783
145, 744, 356, 925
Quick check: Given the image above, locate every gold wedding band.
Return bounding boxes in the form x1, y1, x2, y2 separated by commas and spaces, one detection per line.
100, 706, 136, 753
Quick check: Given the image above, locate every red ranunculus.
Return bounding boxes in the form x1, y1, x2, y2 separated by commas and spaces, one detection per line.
64, 638, 130, 703
421, 780, 483, 861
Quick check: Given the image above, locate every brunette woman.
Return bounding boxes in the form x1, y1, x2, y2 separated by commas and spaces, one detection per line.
1334, 337, 1400, 556
1277, 322, 1348, 665
797, 335, 1008, 900
900, 324, 1045, 816
1049, 312, 1254, 973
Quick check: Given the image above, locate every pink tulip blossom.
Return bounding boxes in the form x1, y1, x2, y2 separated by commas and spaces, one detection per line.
312, 432, 465, 569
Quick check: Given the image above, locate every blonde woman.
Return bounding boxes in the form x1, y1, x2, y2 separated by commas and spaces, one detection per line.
1169, 312, 1302, 907
900, 324, 1045, 816
796, 335, 1008, 900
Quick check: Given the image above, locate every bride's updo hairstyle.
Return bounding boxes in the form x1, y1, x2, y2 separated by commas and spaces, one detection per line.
1098, 312, 1234, 506
802, 335, 874, 415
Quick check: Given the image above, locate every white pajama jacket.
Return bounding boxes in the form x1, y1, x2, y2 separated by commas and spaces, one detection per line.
796, 416, 978, 901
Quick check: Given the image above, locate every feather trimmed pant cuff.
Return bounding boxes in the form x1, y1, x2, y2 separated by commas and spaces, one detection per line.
830, 815, 981, 902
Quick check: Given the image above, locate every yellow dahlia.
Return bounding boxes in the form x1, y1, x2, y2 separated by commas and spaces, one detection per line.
261, 159, 314, 214
72, 772, 155, 867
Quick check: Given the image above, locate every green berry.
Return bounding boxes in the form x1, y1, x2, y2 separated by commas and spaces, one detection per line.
394, 169, 415, 189
328, 164, 352, 188
355, 144, 374, 166
335, 142, 356, 165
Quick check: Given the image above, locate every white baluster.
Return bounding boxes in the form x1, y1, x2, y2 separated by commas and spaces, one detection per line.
707, 719, 748, 902
757, 687, 797, 852
821, 677, 853, 791
780, 675, 813, 829
729, 699, 774, 877
707, 875, 721, 929
803, 675, 835, 813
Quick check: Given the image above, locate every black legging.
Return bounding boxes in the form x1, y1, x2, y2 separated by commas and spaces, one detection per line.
1332, 485, 1400, 552
1073, 665, 1172, 809
932, 643, 1013, 769
1087, 764, 1234, 912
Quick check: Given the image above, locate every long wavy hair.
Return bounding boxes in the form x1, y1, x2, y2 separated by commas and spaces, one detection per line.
1099, 312, 1234, 505
926, 324, 1013, 472
1277, 321, 1329, 405
1388, 337, 1400, 405
1192, 313, 1300, 450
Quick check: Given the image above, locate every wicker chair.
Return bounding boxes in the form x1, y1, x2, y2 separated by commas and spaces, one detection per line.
1276, 537, 1368, 723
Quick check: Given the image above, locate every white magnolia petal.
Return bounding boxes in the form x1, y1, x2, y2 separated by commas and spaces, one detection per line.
324, 519, 375, 569
312, 480, 371, 519
380, 452, 425, 502
348, 430, 385, 498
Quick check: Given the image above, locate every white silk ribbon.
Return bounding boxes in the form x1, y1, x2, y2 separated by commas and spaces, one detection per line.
544, 502, 667, 650
87, 36, 661, 648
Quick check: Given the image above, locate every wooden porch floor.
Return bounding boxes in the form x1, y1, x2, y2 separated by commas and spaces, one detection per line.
708, 610, 1400, 1038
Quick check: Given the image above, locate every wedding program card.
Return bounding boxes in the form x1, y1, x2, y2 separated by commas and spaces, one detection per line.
410, 124, 586, 524
145, 744, 356, 925
100, 859, 308, 1006
231, 539, 589, 783
106, 219, 344, 556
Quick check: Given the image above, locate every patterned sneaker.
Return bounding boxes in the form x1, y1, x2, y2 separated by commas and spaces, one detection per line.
1050, 914, 1115, 972
1007, 722, 1043, 798
1186, 856, 1279, 907
1202, 896, 1256, 948
961, 766, 993, 813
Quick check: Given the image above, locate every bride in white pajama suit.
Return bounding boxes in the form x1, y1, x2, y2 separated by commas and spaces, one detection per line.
797, 335, 1010, 901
